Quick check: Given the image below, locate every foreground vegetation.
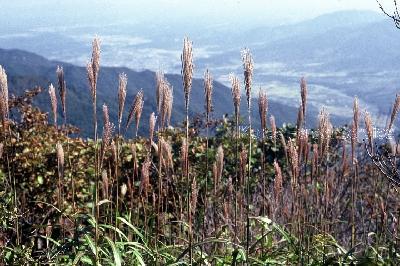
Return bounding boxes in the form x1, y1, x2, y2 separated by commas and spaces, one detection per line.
0, 37, 400, 265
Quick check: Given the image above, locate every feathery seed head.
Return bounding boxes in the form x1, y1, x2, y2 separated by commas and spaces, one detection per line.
118, 73, 127, 127
56, 66, 66, 117
111, 140, 117, 164
91, 37, 101, 75
140, 156, 152, 198
181, 37, 194, 110
230, 73, 241, 119
288, 138, 299, 185
241, 48, 253, 108
149, 112, 157, 142
191, 176, 198, 216
160, 137, 174, 170
351, 122, 357, 164
164, 84, 173, 128
388, 94, 400, 132
48, 84, 57, 126
101, 104, 114, 161
0, 65, 9, 126
120, 183, 127, 197
353, 97, 359, 133
273, 160, 283, 203
318, 108, 332, 159
300, 77, 307, 119
216, 145, 224, 181
56, 142, 64, 178
204, 69, 213, 118
126, 89, 144, 136
87, 37, 101, 103
364, 111, 374, 153
156, 75, 173, 129
102, 169, 109, 199
258, 88, 268, 131
270, 115, 276, 144
134, 90, 144, 136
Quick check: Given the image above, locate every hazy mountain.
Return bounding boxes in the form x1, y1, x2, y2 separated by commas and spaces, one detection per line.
0, 48, 302, 137
1, 10, 399, 131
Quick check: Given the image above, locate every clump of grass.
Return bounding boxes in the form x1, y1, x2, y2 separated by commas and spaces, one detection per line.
2, 35, 400, 266
0, 65, 9, 128
48, 84, 57, 126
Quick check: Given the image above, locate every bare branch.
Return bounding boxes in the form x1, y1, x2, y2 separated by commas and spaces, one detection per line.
377, 0, 400, 28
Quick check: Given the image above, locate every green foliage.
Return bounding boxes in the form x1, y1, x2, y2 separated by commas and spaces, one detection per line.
1, 88, 400, 265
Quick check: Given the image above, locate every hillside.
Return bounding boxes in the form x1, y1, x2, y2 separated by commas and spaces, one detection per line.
0, 48, 301, 137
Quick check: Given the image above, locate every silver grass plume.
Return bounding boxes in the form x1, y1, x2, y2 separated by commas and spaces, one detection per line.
120, 183, 127, 197
364, 111, 374, 153
163, 83, 173, 128
191, 176, 198, 216
351, 122, 357, 164
204, 69, 213, 120
270, 115, 277, 144
258, 88, 268, 131
318, 108, 332, 159
287, 138, 299, 186
125, 89, 144, 136
353, 97, 359, 134
118, 73, 127, 130
140, 156, 152, 198
56, 142, 64, 178
181, 37, 194, 111
87, 37, 101, 104
160, 137, 174, 170
111, 141, 117, 164
241, 48, 254, 109
156, 73, 173, 129
56, 66, 66, 118
388, 94, 400, 132
101, 104, 113, 163
149, 112, 157, 143
48, 84, 57, 126
300, 77, 307, 120
0, 65, 9, 127
230, 73, 241, 123
134, 92, 144, 136
273, 160, 283, 203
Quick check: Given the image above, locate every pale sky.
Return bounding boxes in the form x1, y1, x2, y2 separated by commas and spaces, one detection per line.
0, 0, 389, 28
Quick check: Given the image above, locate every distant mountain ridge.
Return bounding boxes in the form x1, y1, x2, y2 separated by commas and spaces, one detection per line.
0, 48, 303, 137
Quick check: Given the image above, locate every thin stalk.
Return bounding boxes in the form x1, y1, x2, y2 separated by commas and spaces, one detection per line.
115, 135, 120, 242
246, 103, 252, 260
351, 160, 358, 248
157, 129, 163, 250
185, 104, 192, 264
93, 101, 99, 265
260, 126, 266, 257
202, 113, 210, 255
234, 112, 239, 245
